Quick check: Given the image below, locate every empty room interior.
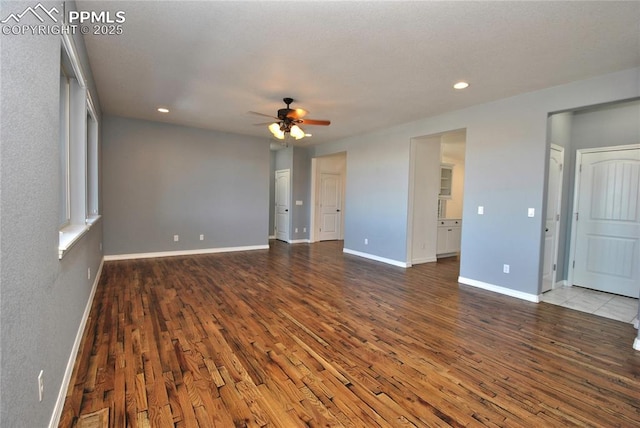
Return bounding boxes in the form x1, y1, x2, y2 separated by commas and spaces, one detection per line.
2, 1, 640, 427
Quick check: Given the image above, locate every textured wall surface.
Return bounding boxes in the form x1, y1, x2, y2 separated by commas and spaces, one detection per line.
0, 2, 103, 426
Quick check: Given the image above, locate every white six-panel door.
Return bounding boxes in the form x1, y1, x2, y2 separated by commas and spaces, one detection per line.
572, 146, 640, 298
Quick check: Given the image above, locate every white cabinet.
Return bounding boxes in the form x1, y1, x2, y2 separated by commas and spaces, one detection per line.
437, 219, 461, 257
439, 164, 453, 199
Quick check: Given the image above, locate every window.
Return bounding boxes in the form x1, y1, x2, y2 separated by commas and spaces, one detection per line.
86, 100, 99, 221
58, 34, 99, 258
59, 62, 71, 227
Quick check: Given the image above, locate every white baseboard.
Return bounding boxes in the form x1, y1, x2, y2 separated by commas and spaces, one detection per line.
288, 239, 310, 244
343, 248, 409, 268
49, 258, 104, 428
458, 276, 540, 303
634, 337, 640, 351
411, 256, 437, 265
104, 244, 269, 261
269, 235, 276, 239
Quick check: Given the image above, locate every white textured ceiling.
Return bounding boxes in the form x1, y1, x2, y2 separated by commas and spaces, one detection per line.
78, 1, 640, 145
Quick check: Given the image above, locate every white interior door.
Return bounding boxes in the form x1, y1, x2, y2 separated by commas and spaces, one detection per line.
572, 147, 640, 297
542, 145, 564, 293
275, 169, 290, 242
318, 172, 342, 241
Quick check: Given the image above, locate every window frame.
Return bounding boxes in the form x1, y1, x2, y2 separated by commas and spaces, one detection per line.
58, 33, 97, 259
86, 95, 100, 223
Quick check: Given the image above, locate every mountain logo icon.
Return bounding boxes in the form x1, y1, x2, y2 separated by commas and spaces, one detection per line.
1, 3, 60, 24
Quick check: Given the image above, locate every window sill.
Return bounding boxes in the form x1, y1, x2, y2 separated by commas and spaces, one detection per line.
58, 224, 89, 259
85, 214, 101, 226
58, 216, 101, 259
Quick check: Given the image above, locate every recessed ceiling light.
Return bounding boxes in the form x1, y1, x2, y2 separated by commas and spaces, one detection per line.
157, 107, 169, 113
453, 81, 469, 90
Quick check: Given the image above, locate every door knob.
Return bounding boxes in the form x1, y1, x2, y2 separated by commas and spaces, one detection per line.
285, 209, 288, 212
336, 209, 341, 212
545, 228, 549, 232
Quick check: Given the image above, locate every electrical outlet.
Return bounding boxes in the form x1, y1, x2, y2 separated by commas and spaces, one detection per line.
503, 264, 510, 274
173, 235, 179, 242
295, 228, 298, 233
99, 242, 102, 251
364, 238, 368, 245
303, 227, 306, 233
88, 268, 91, 280
199, 234, 204, 241
38, 370, 44, 402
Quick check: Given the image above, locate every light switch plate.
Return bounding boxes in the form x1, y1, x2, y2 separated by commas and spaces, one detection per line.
528, 208, 535, 217
478, 206, 484, 215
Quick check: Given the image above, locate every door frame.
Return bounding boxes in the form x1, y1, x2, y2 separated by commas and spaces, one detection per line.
541, 144, 564, 292
567, 144, 640, 288
310, 154, 346, 243
274, 169, 290, 242
317, 172, 343, 241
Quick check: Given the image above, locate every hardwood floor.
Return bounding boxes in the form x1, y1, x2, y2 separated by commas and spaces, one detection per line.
59, 240, 640, 427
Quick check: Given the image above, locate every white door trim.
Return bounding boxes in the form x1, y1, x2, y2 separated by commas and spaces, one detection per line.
541, 144, 564, 292
310, 154, 347, 243
567, 143, 640, 288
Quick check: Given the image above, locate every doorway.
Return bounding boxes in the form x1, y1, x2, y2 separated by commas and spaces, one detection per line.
569, 145, 640, 298
317, 172, 343, 241
275, 169, 290, 242
310, 153, 346, 242
408, 130, 466, 266
542, 145, 564, 292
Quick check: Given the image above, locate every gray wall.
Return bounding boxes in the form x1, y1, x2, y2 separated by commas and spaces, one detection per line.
291, 147, 312, 241
102, 116, 270, 255
269, 151, 276, 236
0, 1, 104, 426
312, 68, 639, 296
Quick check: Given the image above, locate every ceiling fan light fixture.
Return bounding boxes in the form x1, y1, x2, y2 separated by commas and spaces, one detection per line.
268, 122, 285, 139
290, 125, 306, 140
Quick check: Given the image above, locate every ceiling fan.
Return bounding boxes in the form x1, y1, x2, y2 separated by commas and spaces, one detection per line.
250, 97, 330, 141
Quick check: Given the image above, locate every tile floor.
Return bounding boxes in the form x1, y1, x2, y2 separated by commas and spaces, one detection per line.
542, 285, 639, 325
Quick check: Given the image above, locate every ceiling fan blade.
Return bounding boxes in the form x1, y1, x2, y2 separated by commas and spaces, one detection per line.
300, 119, 331, 126
249, 111, 279, 119
285, 108, 308, 119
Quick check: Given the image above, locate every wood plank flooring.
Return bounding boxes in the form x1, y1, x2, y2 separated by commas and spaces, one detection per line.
59, 240, 640, 427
